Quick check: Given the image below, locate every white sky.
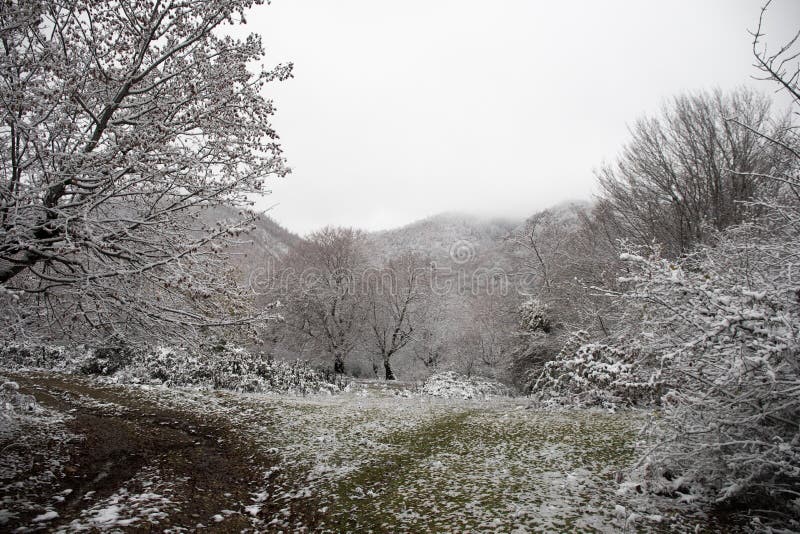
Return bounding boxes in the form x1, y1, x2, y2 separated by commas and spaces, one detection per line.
245, 0, 800, 235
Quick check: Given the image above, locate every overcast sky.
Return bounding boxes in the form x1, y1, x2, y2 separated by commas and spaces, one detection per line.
245, 0, 800, 236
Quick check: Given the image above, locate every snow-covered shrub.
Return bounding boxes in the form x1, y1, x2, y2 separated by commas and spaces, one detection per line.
127, 346, 209, 386
619, 233, 800, 518
421, 371, 510, 399
79, 344, 138, 376
205, 346, 337, 394
0, 341, 341, 395
0, 343, 135, 375
0, 344, 69, 369
528, 331, 660, 408
518, 298, 552, 334
122, 345, 340, 394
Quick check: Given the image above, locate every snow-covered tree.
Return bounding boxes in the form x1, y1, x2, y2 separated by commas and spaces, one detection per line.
365, 252, 429, 380
597, 88, 791, 257
618, 229, 800, 514
0, 1, 291, 345
613, 7, 800, 520
277, 227, 366, 374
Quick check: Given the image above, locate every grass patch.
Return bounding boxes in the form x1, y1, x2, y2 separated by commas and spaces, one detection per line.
321, 409, 475, 531
315, 408, 644, 532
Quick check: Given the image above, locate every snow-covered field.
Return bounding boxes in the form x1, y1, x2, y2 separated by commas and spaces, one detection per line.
1, 373, 736, 532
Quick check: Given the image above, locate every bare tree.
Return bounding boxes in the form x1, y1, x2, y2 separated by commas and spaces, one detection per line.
365, 252, 429, 380
746, 0, 800, 209
509, 203, 623, 337
451, 329, 481, 378
413, 329, 447, 372
462, 291, 517, 378
512, 207, 573, 296
278, 227, 365, 374
0, 1, 291, 345
751, 1, 800, 111
596, 88, 792, 256
505, 202, 630, 385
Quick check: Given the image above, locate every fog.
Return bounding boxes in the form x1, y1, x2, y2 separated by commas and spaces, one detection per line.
247, 0, 800, 234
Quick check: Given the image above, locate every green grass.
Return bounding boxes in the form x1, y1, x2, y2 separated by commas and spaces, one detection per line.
323, 409, 475, 531
311, 408, 643, 532
137, 385, 719, 532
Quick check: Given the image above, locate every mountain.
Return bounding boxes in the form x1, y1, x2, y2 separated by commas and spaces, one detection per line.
197, 206, 300, 286
365, 212, 521, 266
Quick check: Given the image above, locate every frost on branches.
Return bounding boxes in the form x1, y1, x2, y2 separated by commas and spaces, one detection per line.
619, 232, 800, 517
610, 5, 800, 523
0, 343, 340, 395
0, 1, 292, 346
527, 330, 660, 408
518, 297, 553, 334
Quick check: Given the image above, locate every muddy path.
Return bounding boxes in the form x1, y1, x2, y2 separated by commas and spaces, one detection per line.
0, 372, 318, 532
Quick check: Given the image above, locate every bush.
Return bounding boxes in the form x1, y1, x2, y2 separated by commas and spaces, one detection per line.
618, 235, 800, 520
79, 345, 138, 376
0, 344, 69, 369
527, 331, 660, 408
518, 298, 552, 334
127, 346, 209, 386
510, 333, 562, 391
122, 345, 341, 394
0, 342, 342, 395
421, 371, 510, 399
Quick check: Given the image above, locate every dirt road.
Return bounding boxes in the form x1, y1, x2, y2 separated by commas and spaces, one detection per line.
1, 372, 316, 532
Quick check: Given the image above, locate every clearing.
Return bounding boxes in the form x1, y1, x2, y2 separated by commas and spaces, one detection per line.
1, 372, 736, 532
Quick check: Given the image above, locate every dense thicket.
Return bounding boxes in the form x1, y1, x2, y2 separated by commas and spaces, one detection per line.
522, 7, 800, 525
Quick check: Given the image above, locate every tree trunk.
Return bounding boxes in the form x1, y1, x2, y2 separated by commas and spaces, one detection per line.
384, 358, 395, 380
334, 354, 345, 375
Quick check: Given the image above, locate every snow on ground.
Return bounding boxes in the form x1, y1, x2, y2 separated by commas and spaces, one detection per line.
57, 466, 174, 532
1, 374, 732, 532
421, 371, 510, 399
0, 382, 78, 528
320, 408, 660, 532
116, 380, 722, 532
